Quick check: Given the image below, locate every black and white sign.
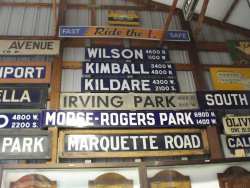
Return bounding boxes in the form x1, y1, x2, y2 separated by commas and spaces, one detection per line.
0, 130, 52, 160
60, 93, 198, 110
196, 91, 250, 109
227, 135, 250, 149
82, 62, 176, 77
0, 113, 40, 129
0, 84, 48, 109
223, 115, 250, 135
85, 47, 169, 61
42, 110, 218, 128
182, 0, 198, 21
59, 129, 208, 158
81, 78, 178, 92
0, 40, 60, 55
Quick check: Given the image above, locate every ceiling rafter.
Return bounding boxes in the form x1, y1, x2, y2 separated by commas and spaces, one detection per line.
222, 0, 239, 23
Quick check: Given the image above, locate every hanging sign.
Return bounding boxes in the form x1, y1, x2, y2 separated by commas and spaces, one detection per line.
0, 40, 60, 55
59, 129, 209, 158
81, 78, 179, 92
59, 26, 190, 42
0, 84, 48, 109
165, 30, 190, 42
85, 47, 169, 61
60, 93, 198, 110
0, 62, 51, 83
227, 135, 250, 149
41, 110, 218, 128
0, 113, 40, 129
108, 13, 140, 26
222, 115, 250, 135
182, 0, 198, 21
196, 91, 250, 109
227, 40, 250, 65
0, 130, 52, 160
210, 67, 250, 90
83, 62, 175, 77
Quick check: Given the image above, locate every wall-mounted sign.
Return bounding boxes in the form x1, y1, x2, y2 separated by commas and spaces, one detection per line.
227, 40, 250, 65
108, 13, 140, 26
60, 93, 198, 110
0, 113, 40, 129
165, 30, 190, 42
81, 78, 179, 92
210, 67, 250, 90
0, 84, 48, 109
0, 40, 60, 56
223, 115, 250, 135
59, 129, 209, 158
59, 26, 190, 42
0, 62, 51, 83
196, 91, 250, 109
85, 47, 169, 61
227, 135, 250, 149
41, 110, 218, 128
0, 130, 52, 160
182, 0, 198, 21
83, 62, 175, 77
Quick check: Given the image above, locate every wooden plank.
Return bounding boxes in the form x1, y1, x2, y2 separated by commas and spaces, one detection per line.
159, 0, 178, 46
194, 0, 209, 41
53, 0, 57, 36
222, 0, 239, 23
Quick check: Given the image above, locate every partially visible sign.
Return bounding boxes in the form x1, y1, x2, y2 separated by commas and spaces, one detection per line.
196, 91, 250, 109
227, 40, 250, 65
41, 110, 218, 128
59, 26, 190, 42
81, 78, 179, 92
108, 13, 140, 26
0, 130, 52, 160
223, 115, 250, 135
60, 93, 198, 110
165, 30, 190, 42
83, 62, 175, 77
0, 62, 51, 83
182, 0, 198, 21
210, 67, 250, 90
0, 113, 40, 129
85, 47, 169, 61
0, 40, 60, 55
59, 129, 209, 158
227, 135, 250, 149
0, 84, 48, 109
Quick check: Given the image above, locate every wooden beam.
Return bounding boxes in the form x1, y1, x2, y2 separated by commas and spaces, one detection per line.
0, 2, 52, 7
53, 0, 57, 36
194, 0, 209, 41
159, 0, 178, 46
91, 0, 96, 26
222, 0, 239, 23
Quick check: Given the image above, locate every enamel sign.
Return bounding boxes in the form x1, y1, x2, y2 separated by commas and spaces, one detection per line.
223, 115, 250, 135
0, 113, 40, 129
60, 93, 198, 110
82, 62, 175, 77
182, 0, 198, 21
81, 78, 179, 92
108, 13, 140, 26
0, 130, 52, 160
41, 110, 218, 128
227, 135, 250, 149
85, 47, 169, 61
0, 40, 60, 55
0, 84, 48, 109
196, 91, 250, 109
0, 62, 51, 83
59, 129, 209, 158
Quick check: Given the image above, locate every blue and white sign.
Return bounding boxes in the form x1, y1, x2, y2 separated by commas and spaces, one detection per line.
41, 110, 218, 128
83, 62, 176, 77
196, 91, 250, 109
81, 78, 179, 92
165, 30, 190, 42
0, 113, 40, 129
85, 47, 169, 61
0, 84, 48, 109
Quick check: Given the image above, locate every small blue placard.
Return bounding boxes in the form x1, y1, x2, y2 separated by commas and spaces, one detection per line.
165, 30, 190, 41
